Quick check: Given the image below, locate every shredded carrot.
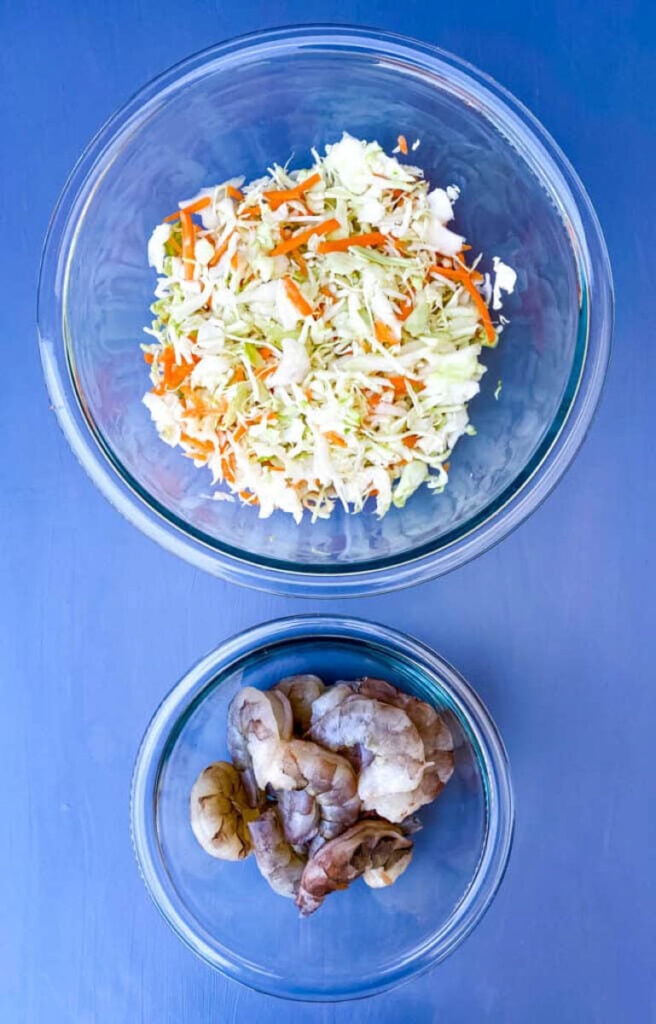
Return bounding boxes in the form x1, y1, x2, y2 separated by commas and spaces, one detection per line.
368, 392, 384, 408
387, 375, 408, 396
239, 490, 258, 504
221, 455, 236, 483
443, 461, 450, 472
230, 365, 246, 384
283, 277, 313, 317
269, 217, 340, 257
226, 185, 244, 202
316, 231, 387, 254
143, 352, 154, 365
397, 134, 408, 155
430, 265, 496, 343
374, 320, 398, 345
390, 236, 407, 254
233, 423, 247, 442
304, 388, 313, 401
230, 250, 239, 270
263, 172, 321, 211
208, 230, 234, 267
180, 432, 214, 454
397, 297, 413, 321
257, 346, 275, 360
256, 364, 277, 380
291, 250, 308, 277
323, 431, 348, 448
163, 196, 212, 222
240, 205, 261, 220
180, 210, 195, 281
320, 285, 336, 300
385, 374, 423, 396
157, 348, 198, 390
403, 434, 419, 449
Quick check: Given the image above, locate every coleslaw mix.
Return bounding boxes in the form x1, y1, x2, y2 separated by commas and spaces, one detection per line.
142, 134, 515, 522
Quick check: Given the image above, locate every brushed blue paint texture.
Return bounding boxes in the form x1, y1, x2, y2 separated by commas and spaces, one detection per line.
1, 0, 654, 1021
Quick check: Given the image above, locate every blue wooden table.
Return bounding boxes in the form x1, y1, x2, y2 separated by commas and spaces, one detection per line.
2, 1, 654, 1020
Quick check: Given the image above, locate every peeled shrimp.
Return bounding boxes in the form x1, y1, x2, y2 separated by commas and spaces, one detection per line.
308, 682, 354, 727
353, 678, 455, 821
190, 762, 259, 861
275, 739, 360, 847
308, 694, 425, 819
248, 807, 306, 899
227, 686, 293, 797
297, 819, 413, 915
274, 674, 325, 733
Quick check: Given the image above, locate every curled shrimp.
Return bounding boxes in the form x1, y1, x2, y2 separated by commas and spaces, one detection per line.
227, 687, 293, 799
274, 674, 325, 733
274, 739, 360, 847
248, 807, 306, 899
353, 678, 454, 821
308, 682, 354, 727
190, 762, 259, 861
297, 819, 413, 915
308, 694, 425, 819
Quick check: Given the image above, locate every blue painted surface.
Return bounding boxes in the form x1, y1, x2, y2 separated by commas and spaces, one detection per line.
1, 1, 654, 1020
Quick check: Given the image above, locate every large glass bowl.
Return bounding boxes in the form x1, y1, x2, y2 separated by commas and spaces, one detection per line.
38, 26, 612, 597
130, 615, 514, 1000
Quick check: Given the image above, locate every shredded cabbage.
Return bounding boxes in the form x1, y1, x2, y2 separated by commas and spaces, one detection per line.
141, 134, 515, 522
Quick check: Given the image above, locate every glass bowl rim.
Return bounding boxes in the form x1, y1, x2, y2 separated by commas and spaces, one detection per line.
130, 613, 515, 1001
37, 24, 613, 597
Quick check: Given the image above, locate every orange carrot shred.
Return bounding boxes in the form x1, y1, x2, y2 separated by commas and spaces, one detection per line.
163, 196, 212, 222
292, 250, 308, 277
316, 231, 387, 254
397, 134, 408, 155
208, 230, 234, 267
430, 265, 496, 343
263, 172, 321, 211
403, 434, 419, 449
227, 185, 244, 201
180, 432, 214, 454
283, 277, 313, 317
180, 210, 195, 280
374, 320, 398, 345
397, 297, 413, 321
269, 218, 340, 257
323, 431, 348, 448
143, 352, 154, 365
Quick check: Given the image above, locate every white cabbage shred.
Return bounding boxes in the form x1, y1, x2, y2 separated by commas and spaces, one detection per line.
141, 134, 515, 522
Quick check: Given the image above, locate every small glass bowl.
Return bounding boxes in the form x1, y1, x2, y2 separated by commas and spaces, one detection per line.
130, 615, 514, 1000
38, 26, 612, 596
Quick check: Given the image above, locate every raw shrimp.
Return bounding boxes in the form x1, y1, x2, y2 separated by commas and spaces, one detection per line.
274, 674, 325, 733
308, 694, 425, 819
308, 682, 354, 727
275, 739, 360, 847
248, 807, 306, 899
190, 762, 259, 861
353, 678, 455, 820
227, 686, 293, 797
297, 819, 413, 915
